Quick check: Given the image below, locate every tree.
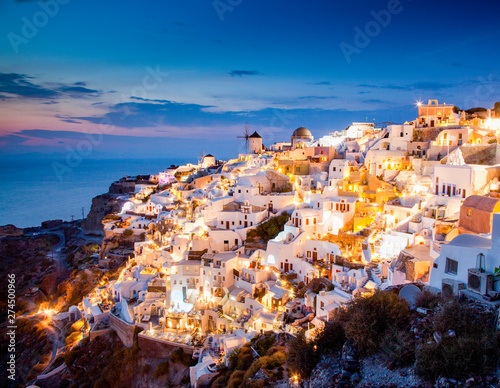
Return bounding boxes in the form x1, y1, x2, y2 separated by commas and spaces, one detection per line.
287, 332, 318, 378
494, 101, 500, 116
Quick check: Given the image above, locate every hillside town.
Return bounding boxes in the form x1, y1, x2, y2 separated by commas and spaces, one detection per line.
61, 100, 500, 387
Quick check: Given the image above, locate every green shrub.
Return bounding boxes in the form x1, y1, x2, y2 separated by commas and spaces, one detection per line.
170, 347, 192, 366
243, 359, 262, 380
235, 346, 254, 370
380, 328, 415, 369
415, 289, 442, 309
123, 229, 133, 237
287, 332, 318, 378
315, 319, 346, 355
246, 213, 290, 242
252, 333, 276, 356
415, 302, 500, 380
340, 291, 411, 356
432, 301, 486, 337
227, 370, 245, 388
416, 335, 498, 380
154, 360, 169, 378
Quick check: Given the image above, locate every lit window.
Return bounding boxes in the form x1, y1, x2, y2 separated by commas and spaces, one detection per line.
467, 208, 472, 217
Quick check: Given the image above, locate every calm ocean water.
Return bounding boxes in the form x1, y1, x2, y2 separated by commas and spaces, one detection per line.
0, 157, 191, 228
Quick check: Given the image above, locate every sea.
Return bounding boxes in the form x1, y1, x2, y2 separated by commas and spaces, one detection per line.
0, 157, 191, 229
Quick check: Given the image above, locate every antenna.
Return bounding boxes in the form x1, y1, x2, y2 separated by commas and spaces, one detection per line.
237, 122, 251, 152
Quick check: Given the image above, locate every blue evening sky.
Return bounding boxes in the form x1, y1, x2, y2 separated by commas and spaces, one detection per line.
1, 0, 499, 161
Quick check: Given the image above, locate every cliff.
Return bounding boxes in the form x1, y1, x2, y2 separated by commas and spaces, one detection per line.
81, 193, 126, 236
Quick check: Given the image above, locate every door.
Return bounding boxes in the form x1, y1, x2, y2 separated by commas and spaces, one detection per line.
312, 251, 317, 261
269, 203, 273, 212
244, 221, 248, 228
226, 221, 229, 229
447, 185, 451, 197
284, 263, 289, 272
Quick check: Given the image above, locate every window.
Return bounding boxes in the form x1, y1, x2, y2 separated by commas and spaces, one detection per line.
467, 208, 472, 217
333, 167, 336, 172
445, 258, 458, 275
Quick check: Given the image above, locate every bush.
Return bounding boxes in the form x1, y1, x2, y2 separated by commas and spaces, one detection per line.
154, 360, 169, 378
227, 370, 245, 388
315, 319, 346, 355
380, 328, 415, 369
246, 213, 290, 242
340, 291, 411, 356
252, 333, 276, 356
415, 302, 500, 380
235, 346, 254, 370
416, 335, 499, 380
415, 289, 441, 309
123, 229, 133, 237
64, 350, 78, 367
170, 347, 193, 366
287, 332, 318, 378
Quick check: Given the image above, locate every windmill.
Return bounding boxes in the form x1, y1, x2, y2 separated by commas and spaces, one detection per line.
197, 150, 206, 165
237, 123, 251, 152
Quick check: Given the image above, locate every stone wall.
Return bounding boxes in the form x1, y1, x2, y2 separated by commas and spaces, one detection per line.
137, 333, 193, 358
109, 313, 136, 347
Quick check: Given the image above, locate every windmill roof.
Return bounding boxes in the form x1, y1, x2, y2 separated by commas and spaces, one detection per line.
249, 131, 262, 138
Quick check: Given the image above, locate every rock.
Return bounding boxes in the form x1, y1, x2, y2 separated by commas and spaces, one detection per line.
446, 330, 456, 337
437, 377, 451, 388
416, 307, 430, 315
41, 219, 63, 229
0, 224, 24, 238
82, 193, 125, 235
341, 341, 360, 373
350, 372, 361, 384
433, 331, 442, 344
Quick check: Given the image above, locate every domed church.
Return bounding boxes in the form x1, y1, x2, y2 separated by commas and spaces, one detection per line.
291, 126, 314, 149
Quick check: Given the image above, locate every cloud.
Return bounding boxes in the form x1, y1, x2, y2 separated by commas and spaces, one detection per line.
298, 95, 337, 100
363, 99, 385, 104
312, 81, 331, 86
60, 119, 82, 124
0, 73, 102, 100
0, 73, 59, 99
229, 70, 264, 77
58, 86, 99, 94
358, 81, 454, 91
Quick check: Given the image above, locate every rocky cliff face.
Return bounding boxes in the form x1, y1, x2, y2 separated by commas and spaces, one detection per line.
81, 194, 125, 235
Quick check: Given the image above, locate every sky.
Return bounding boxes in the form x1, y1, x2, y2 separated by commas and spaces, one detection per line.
1, 0, 500, 161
